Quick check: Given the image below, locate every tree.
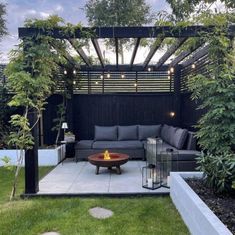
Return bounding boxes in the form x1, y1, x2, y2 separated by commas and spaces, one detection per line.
0, 2, 7, 39
85, 0, 153, 63
166, 0, 235, 21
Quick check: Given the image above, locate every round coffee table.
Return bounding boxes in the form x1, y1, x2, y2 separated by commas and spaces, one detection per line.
88, 152, 129, 175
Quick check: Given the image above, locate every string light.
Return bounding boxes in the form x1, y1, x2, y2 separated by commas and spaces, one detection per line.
167, 70, 171, 75
73, 81, 76, 85
168, 76, 171, 80
191, 63, 196, 69
134, 83, 137, 87
95, 81, 99, 85
107, 73, 111, 78
170, 112, 175, 117
73, 69, 76, 75
121, 73, 125, 79
147, 67, 151, 72
100, 74, 104, 79
170, 67, 174, 73
64, 70, 67, 75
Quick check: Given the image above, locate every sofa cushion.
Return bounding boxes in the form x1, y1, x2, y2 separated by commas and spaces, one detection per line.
172, 128, 188, 150
94, 126, 117, 141
138, 125, 161, 140
92, 140, 143, 149
118, 125, 138, 140
75, 140, 93, 149
168, 126, 177, 146
160, 124, 171, 143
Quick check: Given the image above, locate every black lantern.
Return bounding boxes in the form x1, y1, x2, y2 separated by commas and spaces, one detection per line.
142, 164, 161, 190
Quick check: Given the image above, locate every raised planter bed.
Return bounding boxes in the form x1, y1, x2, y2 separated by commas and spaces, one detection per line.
170, 172, 233, 235
0, 145, 65, 166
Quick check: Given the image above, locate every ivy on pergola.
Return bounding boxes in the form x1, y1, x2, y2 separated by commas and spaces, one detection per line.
19, 25, 235, 73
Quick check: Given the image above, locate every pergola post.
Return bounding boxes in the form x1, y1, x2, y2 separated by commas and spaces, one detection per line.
66, 68, 74, 132
23, 38, 39, 194
173, 66, 181, 126
25, 110, 39, 194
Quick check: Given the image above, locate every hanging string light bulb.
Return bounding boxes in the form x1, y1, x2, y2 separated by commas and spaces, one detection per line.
64, 70, 67, 75
107, 72, 111, 78
73, 69, 76, 75
121, 73, 125, 79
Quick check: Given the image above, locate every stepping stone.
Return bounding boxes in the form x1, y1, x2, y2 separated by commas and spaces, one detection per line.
89, 207, 113, 219
41, 232, 60, 235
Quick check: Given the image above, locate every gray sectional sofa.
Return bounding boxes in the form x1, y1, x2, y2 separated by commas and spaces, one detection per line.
75, 124, 200, 171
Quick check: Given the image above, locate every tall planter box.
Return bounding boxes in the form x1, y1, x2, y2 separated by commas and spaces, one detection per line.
0, 145, 65, 167
170, 172, 232, 235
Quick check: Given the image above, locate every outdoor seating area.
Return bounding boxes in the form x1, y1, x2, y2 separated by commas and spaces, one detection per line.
0, 1, 234, 234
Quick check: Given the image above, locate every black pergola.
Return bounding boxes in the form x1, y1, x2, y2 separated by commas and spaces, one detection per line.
19, 25, 235, 195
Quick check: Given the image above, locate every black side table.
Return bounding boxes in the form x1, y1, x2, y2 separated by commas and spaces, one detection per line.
60, 141, 76, 162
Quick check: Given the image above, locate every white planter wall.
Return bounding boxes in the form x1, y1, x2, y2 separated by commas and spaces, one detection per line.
170, 172, 232, 235
0, 145, 65, 166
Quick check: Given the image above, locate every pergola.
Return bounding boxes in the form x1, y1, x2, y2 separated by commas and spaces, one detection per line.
18, 25, 235, 194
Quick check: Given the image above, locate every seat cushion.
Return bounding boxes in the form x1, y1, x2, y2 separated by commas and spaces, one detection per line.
94, 126, 117, 141
138, 125, 161, 140
172, 128, 188, 150
118, 125, 138, 140
92, 140, 143, 149
75, 140, 94, 149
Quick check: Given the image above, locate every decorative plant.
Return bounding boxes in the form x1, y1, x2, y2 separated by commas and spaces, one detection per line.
4, 16, 63, 200
186, 15, 235, 193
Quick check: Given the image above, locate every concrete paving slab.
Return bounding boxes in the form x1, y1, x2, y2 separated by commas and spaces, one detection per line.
37, 160, 169, 195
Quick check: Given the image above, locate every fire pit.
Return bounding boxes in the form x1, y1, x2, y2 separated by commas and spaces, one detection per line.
88, 152, 129, 175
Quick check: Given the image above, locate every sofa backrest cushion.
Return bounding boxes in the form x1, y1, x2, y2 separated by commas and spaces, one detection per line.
138, 125, 161, 140
118, 125, 138, 140
172, 128, 188, 149
161, 124, 171, 143
94, 126, 117, 141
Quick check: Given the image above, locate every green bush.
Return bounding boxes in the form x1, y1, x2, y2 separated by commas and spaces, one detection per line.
197, 152, 235, 193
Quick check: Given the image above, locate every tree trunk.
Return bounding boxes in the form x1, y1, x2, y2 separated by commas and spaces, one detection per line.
10, 149, 24, 201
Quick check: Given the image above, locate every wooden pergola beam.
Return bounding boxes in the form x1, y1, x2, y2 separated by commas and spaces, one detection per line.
170, 42, 204, 67
19, 25, 235, 39
181, 45, 209, 67
91, 38, 105, 68
155, 38, 187, 69
143, 37, 164, 70
68, 39, 91, 67
130, 38, 141, 67
51, 41, 79, 68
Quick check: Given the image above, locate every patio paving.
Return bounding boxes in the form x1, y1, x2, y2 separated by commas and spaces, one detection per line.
38, 159, 169, 195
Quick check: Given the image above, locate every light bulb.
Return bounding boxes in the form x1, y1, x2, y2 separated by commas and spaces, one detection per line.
170, 112, 175, 117
73, 69, 76, 75
64, 70, 67, 75
134, 83, 137, 87
191, 63, 196, 69
107, 73, 110, 78
73, 81, 76, 85
167, 70, 171, 75
100, 74, 104, 79
147, 67, 151, 72
95, 81, 99, 85
121, 74, 125, 79
170, 67, 174, 73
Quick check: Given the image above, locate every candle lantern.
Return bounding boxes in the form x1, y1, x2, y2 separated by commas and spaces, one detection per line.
159, 149, 179, 188
142, 164, 161, 190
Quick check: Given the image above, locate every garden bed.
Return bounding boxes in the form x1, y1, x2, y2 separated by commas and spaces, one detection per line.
186, 178, 235, 234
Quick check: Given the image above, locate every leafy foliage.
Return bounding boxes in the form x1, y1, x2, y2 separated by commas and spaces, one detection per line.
0, 3, 7, 39
197, 152, 235, 193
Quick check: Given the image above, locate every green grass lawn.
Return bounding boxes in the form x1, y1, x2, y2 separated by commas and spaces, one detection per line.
0, 167, 189, 235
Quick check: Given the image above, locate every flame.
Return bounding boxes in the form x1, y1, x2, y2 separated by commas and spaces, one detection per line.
104, 150, 111, 160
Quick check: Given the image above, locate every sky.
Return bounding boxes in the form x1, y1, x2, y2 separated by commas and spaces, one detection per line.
0, 0, 170, 64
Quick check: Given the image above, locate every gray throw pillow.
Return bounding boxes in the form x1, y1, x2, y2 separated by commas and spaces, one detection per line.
138, 125, 161, 140
172, 128, 188, 149
94, 126, 117, 141
118, 125, 138, 140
